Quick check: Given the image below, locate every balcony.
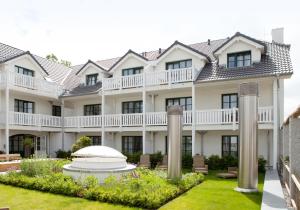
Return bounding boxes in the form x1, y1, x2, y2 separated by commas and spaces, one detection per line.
102, 68, 195, 91
0, 70, 62, 98
8, 112, 61, 127
63, 107, 273, 129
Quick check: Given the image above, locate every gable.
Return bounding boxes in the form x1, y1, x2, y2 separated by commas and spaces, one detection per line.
78, 63, 109, 84
111, 54, 148, 76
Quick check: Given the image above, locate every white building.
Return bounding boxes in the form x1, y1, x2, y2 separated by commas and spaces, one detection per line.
0, 29, 293, 169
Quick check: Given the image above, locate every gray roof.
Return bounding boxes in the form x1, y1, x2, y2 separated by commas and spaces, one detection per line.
62, 81, 102, 97
0, 42, 73, 86
196, 41, 293, 82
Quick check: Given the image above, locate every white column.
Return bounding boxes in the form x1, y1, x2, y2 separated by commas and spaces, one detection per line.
101, 93, 106, 146
142, 90, 146, 154
61, 99, 65, 150
192, 84, 196, 156
5, 64, 10, 154
273, 79, 279, 169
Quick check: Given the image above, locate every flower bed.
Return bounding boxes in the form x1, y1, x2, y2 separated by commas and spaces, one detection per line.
0, 159, 204, 209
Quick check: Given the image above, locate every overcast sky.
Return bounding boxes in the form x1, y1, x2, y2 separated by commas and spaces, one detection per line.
0, 0, 299, 118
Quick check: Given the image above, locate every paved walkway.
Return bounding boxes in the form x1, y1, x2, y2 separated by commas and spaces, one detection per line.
261, 170, 287, 210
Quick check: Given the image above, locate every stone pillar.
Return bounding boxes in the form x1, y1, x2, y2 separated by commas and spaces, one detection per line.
236, 82, 258, 193
167, 105, 183, 180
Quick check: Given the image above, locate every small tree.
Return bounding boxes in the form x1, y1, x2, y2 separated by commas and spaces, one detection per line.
71, 136, 92, 152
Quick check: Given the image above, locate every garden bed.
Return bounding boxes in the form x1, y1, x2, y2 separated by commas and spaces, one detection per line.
0, 159, 204, 209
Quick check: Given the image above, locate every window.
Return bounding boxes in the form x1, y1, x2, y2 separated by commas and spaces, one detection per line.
84, 104, 101, 116
88, 136, 101, 145
227, 51, 251, 68
122, 67, 143, 76
222, 93, 238, 109
52, 105, 61, 116
122, 101, 143, 114
166, 59, 192, 70
165, 136, 192, 156
222, 136, 239, 158
122, 136, 142, 154
86, 74, 98, 86
166, 97, 192, 111
14, 99, 35, 113
15, 66, 34, 77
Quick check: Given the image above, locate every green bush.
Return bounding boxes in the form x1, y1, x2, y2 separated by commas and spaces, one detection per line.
124, 152, 142, 164
150, 152, 163, 168
0, 168, 204, 209
55, 150, 72, 159
258, 156, 267, 173
182, 155, 193, 169
71, 136, 92, 152
20, 159, 70, 177
206, 155, 238, 170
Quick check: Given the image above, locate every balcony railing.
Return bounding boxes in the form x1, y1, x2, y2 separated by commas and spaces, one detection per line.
0, 71, 62, 97
9, 112, 61, 127
6, 107, 273, 129
102, 68, 194, 91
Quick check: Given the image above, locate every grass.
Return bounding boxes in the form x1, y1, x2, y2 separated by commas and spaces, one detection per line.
160, 171, 265, 210
0, 171, 265, 210
0, 184, 138, 210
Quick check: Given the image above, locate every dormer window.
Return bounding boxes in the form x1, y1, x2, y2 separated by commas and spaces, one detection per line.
15, 66, 34, 77
122, 67, 143, 76
166, 59, 192, 70
86, 73, 98, 86
227, 51, 251, 68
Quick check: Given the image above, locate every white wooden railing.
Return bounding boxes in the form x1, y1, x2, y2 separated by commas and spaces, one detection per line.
0, 71, 62, 97
7, 107, 273, 128
102, 68, 194, 90
9, 112, 61, 127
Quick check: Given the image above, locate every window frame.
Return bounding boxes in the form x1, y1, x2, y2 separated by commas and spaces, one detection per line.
227, 51, 251, 68
221, 93, 238, 109
122, 100, 143, 114
166, 59, 192, 70
165, 97, 192, 111
86, 73, 98, 86
52, 105, 61, 117
87, 136, 102, 145
15, 65, 35, 77
222, 135, 239, 158
84, 104, 101, 116
165, 136, 192, 156
14, 99, 35, 113
122, 66, 143, 76
122, 136, 142, 154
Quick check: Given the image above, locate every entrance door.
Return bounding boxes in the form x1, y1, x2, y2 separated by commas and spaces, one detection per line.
35, 136, 47, 157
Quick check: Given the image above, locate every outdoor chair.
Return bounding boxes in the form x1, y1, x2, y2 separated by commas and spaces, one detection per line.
137, 154, 151, 168
0, 154, 21, 161
217, 167, 238, 179
156, 155, 168, 170
192, 154, 208, 175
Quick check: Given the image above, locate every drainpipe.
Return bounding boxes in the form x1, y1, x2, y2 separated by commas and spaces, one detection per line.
272, 76, 279, 170
61, 98, 65, 150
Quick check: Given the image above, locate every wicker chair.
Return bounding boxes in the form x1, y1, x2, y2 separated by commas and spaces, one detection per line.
192, 154, 208, 174
137, 154, 151, 168
156, 155, 168, 170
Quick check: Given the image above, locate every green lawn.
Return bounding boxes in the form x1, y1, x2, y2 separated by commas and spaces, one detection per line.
0, 184, 138, 210
160, 172, 265, 210
0, 172, 264, 210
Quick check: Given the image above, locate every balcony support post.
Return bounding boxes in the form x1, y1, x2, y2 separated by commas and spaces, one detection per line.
273, 79, 279, 169
61, 99, 65, 150
142, 89, 146, 154
4, 64, 10, 154
101, 93, 106, 146
192, 84, 196, 156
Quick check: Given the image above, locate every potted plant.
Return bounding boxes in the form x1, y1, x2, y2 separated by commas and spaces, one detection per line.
23, 137, 33, 158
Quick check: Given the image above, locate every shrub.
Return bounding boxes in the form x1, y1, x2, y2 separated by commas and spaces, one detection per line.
258, 156, 267, 173
150, 152, 163, 168
182, 155, 193, 169
124, 152, 142, 164
0, 168, 204, 209
71, 136, 92, 152
0, 150, 5, 154
55, 150, 72, 159
206, 155, 238, 170
20, 159, 70, 177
